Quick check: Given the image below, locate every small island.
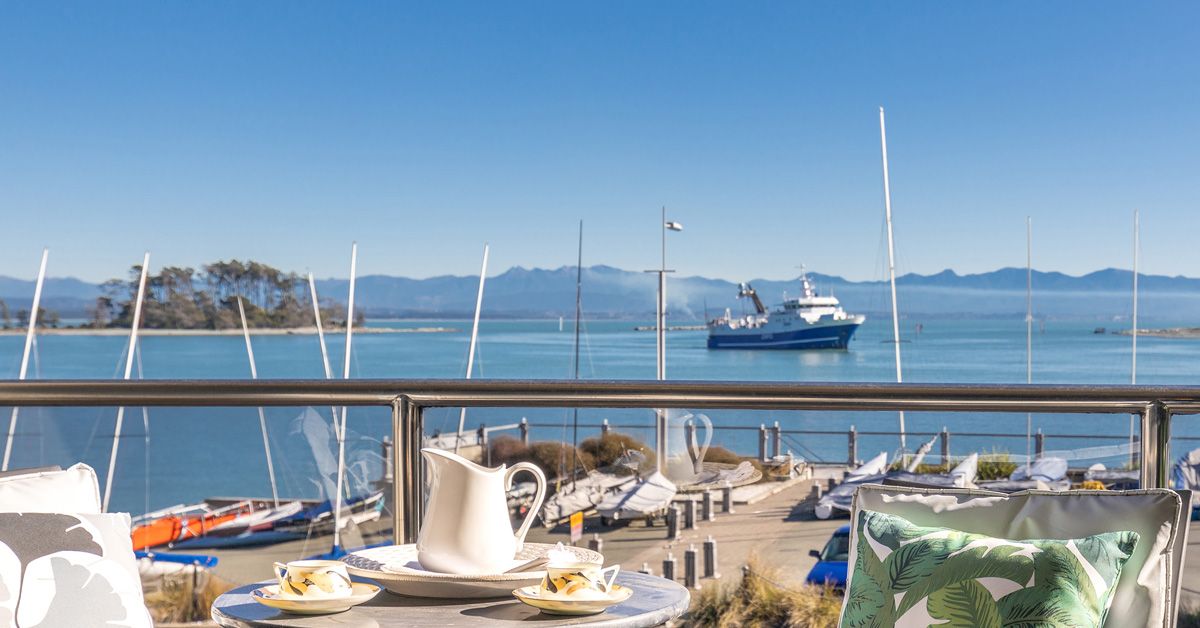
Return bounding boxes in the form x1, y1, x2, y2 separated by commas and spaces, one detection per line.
0, 259, 455, 335
1113, 328, 1200, 339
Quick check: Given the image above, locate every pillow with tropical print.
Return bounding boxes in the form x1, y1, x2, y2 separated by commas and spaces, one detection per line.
841, 509, 1139, 628
0, 512, 152, 627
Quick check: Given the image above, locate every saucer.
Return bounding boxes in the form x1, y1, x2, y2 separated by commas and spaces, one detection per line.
251, 582, 380, 615
342, 543, 603, 599
512, 584, 632, 615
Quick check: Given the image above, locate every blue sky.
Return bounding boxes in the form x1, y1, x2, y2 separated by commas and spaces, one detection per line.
1, 2, 1197, 284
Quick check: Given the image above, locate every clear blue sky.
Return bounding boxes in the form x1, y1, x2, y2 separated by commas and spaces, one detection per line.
1, 2, 1197, 284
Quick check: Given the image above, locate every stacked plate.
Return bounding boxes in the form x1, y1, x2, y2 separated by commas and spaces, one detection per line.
341, 543, 604, 599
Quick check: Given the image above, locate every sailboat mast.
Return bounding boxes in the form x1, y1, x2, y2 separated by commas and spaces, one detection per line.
102, 251, 151, 512
332, 242, 357, 555
1026, 217, 1033, 464
879, 107, 906, 452
307, 273, 339, 425
571, 222, 583, 490
2, 248, 49, 472
1130, 209, 1139, 467
455, 244, 490, 454
238, 297, 280, 507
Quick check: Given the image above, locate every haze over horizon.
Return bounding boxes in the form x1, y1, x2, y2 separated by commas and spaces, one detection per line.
2, 3, 1197, 283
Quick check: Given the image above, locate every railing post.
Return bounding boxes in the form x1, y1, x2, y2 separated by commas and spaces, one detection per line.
478, 424, 489, 466
759, 424, 768, 463
520, 417, 529, 446
772, 421, 781, 459
940, 427, 950, 465
1034, 429, 1044, 459
601, 418, 610, 436
848, 425, 858, 466
381, 436, 394, 485
396, 397, 424, 545
1141, 402, 1171, 489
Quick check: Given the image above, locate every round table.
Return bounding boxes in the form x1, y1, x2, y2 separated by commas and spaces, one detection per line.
210, 572, 691, 628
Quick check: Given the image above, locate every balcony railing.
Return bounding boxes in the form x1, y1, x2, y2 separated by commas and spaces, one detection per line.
0, 379, 1195, 544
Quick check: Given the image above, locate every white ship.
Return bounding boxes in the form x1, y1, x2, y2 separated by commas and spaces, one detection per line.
707, 272, 865, 350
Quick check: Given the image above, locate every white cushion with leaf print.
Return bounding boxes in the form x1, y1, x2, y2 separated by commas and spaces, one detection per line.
843, 509, 1138, 627
0, 512, 152, 628
845, 485, 1188, 628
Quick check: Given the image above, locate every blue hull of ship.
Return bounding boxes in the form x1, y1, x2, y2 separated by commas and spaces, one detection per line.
707, 322, 861, 350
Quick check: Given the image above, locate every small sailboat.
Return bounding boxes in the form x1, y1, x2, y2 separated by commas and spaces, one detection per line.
977, 457, 1070, 493
814, 452, 889, 520
595, 471, 677, 523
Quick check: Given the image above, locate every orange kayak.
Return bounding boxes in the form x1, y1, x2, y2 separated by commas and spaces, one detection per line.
131, 501, 256, 550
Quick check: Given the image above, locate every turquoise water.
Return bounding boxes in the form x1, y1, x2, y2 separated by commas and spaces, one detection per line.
2, 317, 1197, 513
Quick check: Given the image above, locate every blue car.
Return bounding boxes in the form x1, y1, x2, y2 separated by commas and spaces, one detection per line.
805, 525, 850, 589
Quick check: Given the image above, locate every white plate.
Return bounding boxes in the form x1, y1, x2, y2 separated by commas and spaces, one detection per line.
341, 543, 604, 598
251, 582, 380, 615
512, 584, 633, 615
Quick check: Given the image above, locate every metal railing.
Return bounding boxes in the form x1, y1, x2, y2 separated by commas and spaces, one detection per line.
1, 379, 1196, 545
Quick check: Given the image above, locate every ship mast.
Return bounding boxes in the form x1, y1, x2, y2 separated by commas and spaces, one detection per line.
879, 107, 906, 452
1026, 217, 1033, 464
1130, 209, 1139, 466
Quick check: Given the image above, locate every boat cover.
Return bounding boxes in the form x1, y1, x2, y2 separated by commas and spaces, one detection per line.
1172, 448, 1200, 508
814, 452, 889, 520
596, 472, 677, 520
978, 456, 1070, 493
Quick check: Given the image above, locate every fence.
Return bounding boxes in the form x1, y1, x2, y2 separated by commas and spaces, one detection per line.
1, 379, 1196, 544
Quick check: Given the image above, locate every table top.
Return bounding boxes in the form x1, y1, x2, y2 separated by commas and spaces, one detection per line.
210, 572, 691, 628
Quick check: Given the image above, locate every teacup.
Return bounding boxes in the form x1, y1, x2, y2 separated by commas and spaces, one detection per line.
540, 562, 620, 600
272, 560, 353, 599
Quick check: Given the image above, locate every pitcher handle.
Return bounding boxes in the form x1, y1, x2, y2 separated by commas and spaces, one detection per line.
600, 564, 620, 590
691, 413, 713, 473
505, 461, 547, 551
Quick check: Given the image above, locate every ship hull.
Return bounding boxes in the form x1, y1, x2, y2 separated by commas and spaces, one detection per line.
707, 320, 862, 350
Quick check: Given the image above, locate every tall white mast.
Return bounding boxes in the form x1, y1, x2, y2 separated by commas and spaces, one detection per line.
879, 106, 906, 452
102, 252, 151, 512
1130, 209, 1139, 466
455, 243, 490, 454
2, 248, 49, 471
1026, 217, 1033, 464
332, 242, 357, 555
308, 272, 339, 423
238, 297, 280, 507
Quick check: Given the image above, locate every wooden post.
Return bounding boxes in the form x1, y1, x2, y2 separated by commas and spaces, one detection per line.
758, 424, 768, 463
1035, 429, 1045, 459
601, 418, 610, 436
772, 421, 781, 459
940, 427, 950, 466
848, 425, 858, 466
519, 417, 529, 446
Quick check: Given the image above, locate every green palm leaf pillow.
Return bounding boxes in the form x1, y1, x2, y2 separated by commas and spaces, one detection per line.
841, 509, 1139, 628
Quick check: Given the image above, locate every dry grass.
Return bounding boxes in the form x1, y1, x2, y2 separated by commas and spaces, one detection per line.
1179, 606, 1200, 628
685, 558, 842, 627
142, 569, 236, 624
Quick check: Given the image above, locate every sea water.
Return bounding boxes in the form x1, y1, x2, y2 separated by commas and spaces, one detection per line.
2, 317, 1197, 513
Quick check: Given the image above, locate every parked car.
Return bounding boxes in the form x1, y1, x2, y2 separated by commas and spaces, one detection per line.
805, 525, 850, 589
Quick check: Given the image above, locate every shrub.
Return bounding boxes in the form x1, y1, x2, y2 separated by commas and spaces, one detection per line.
579, 431, 656, 472
686, 557, 841, 627
489, 435, 595, 481
143, 569, 235, 624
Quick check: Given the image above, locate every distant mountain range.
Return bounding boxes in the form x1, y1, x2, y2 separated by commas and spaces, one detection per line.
2, 266, 1198, 321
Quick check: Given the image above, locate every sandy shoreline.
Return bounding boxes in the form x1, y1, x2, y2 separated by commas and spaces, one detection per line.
0, 326, 458, 336
1113, 327, 1200, 338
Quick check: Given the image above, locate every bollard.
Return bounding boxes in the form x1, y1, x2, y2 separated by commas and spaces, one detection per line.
722, 482, 734, 514
662, 553, 677, 581
667, 505, 680, 540
477, 424, 489, 465
1035, 430, 1045, 458
772, 421, 782, 459
759, 424, 768, 463
684, 498, 697, 530
810, 484, 823, 500
703, 535, 719, 579
848, 425, 858, 465
588, 534, 603, 554
601, 418, 610, 436
639, 562, 653, 576
702, 490, 714, 521
940, 427, 950, 466
520, 417, 529, 446
380, 436, 394, 484
684, 545, 700, 590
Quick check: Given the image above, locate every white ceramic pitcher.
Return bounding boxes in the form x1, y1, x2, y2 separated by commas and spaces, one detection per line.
664, 410, 712, 484
416, 448, 547, 575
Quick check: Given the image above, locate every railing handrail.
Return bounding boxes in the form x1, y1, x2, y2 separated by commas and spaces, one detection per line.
0, 378, 1183, 543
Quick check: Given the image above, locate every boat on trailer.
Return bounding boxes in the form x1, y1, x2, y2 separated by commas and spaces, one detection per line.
595, 471, 677, 524
707, 272, 865, 350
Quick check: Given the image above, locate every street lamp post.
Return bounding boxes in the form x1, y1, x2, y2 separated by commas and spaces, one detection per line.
647, 206, 683, 472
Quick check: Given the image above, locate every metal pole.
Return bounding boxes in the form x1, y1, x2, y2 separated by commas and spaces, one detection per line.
1140, 402, 1169, 489
1131, 210, 1139, 468
397, 396, 423, 545
879, 106, 906, 452
2, 247, 48, 471
456, 244, 490, 453
238, 297, 279, 507
1026, 216, 1033, 465
848, 425, 857, 465
772, 421, 781, 458
102, 251, 150, 512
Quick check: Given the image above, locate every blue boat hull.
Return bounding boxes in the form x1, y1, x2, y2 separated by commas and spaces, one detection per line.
707, 321, 861, 350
